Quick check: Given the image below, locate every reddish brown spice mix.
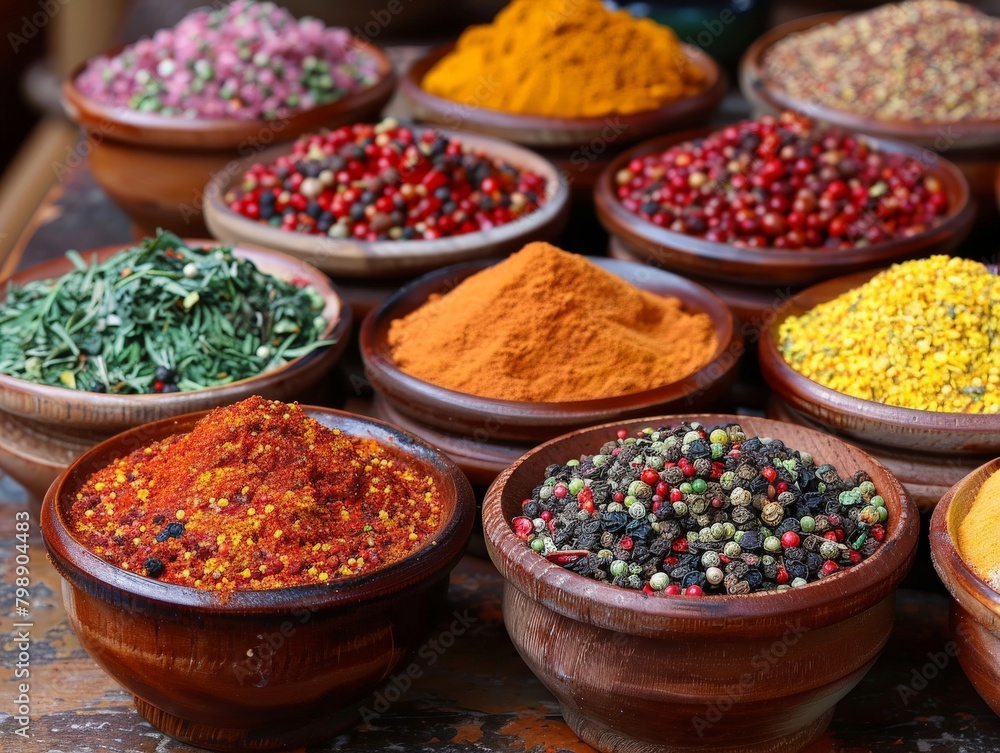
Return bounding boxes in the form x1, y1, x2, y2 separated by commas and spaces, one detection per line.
69, 396, 442, 592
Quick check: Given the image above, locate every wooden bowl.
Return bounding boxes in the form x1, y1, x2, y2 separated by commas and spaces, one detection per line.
399, 43, 727, 149
595, 129, 975, 288
41, 406, 475, 752
203, 129, 570, 278
359, 257, 741, 444
483, 414, 919, 753
0, 240, 350, 510
758, 269, 1000, 455
61, 41, 396, 236
931, 458, 1000, 716
740, 13, 1000, 154
740, 12, 1000, 227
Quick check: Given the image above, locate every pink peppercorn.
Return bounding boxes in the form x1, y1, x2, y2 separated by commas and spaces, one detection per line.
614, 112, 950, 250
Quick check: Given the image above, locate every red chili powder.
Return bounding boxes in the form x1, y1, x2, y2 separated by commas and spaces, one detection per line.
69, 396, 442, 592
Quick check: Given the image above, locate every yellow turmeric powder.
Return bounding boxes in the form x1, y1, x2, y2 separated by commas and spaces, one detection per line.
958, 470, 1000, 592
421, 0, 707, 118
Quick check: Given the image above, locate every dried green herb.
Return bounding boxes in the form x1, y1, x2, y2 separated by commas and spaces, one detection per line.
0, 230, 332, 394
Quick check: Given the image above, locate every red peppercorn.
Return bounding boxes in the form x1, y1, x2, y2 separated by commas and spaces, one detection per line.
871, 525, 886, 541
669, 489, 683, 503
665, 584, 681, 596
780, 531, 800, 548
613, 492, 625, 503
685, 585, 704, 597
620, 536, 634, 551
822, 561, 840, 575
616, 429, 629, 439
512, 517, 534, 541
553, 484, 569, 499
540, 510, 552, 521
671, 539, 689, 553
776, 567, 790, 584
655, 481, 670, 497
823, 531, 839, 542
640, 469, 660, 485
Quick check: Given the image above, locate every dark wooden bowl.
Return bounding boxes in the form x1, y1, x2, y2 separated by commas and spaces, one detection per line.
0, 241, 350, 509
931, 459, 1000, 717
61, 40, 396, 235
359, 257, 741, 444
41, 406, 476, 752
739, 13, 1000, 154
483, 414, 919, 753
595, 128, 975, 288
399, 43, 727, 149
203, 129, 570, 278
759, 269, 1000, 455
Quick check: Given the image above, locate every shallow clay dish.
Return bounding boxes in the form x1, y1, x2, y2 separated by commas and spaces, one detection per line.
203, 129, 570, 278
0, 240, 350, 509
931, 458, 1000, 716
400, 43, 727, 149
41, 406, 475, 752
484, 414, 919, 753
61, 40, 396, 236
758, 269, 1000, 455
360, 257, 741, 444
595, 129, 974, 288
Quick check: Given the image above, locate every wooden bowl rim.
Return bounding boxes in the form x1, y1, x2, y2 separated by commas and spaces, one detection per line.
201, 126, 570, 272
930, 457, 1000, 624
594, 127, 975, 269
758, 267, 1000, 439
739, 12, 1000, 149
0, 239, 350, 411
359, 256, 739, 422
41, 405, 476, 613
399, 42, 728, 146
61, 39, 397, 149
483, 413, 919, 635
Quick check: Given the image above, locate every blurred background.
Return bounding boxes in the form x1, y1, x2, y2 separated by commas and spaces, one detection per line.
3, 0, 999, 257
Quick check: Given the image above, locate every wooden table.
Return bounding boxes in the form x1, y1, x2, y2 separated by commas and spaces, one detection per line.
2, 147, 1000, 753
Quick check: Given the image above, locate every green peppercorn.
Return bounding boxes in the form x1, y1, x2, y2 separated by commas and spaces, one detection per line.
683, 430, 701, 445
791, 577, 808, 588
719, 471, 736, 491
711, 443, 725, 459
568, 478, 585, 495
628, 501, 647, 519
679, 482, 694, 495
709, 428, 729, 445
530, 537, 546, 552
859, 481, 876, 497
610, 559, 628, 578
692, 478, 708, 494
819, 540, 840, 560
566, 459, 581, 468
764, 535, 782, 553
593, 454, 609, 467
724, 541, 742, 557
650, 572, 670, 591
800, 515, 816, 533
870, 495, 885, 508
859, 505, 880, 525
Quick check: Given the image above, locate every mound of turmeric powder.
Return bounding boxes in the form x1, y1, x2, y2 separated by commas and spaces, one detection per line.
421, 0, 707, 118
387, 242, 718, 402
959, 471, 1000, 592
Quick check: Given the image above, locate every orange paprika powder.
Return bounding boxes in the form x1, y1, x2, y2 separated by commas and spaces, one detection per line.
69, 396, 442, 592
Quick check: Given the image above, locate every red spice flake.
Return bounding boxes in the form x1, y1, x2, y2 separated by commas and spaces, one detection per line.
69, 396, 442, 592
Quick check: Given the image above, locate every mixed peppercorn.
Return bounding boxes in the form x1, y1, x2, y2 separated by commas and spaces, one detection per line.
225, 119, 548, 240
513, 423, 888, 595
69, 397, 442, 593
614, 113, 949, 249
74, 1, 380, 120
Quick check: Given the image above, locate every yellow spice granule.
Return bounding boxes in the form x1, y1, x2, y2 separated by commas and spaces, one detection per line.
959, 471, 1000, 591
779, 256, 1000, 413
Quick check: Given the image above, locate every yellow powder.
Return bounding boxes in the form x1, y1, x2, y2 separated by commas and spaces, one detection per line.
959, 470, 1000, 590
421, 0, 707, 118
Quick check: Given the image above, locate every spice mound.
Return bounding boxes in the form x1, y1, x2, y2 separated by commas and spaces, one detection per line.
761, 0, 1000, 124
779, 256, 1000, 413
0, 231, 330, 394
225, 119, 547, 239
70, 397, 442, 591
614, 112, 950, 249
74, 0, 380, 120
959, 469, 1000, 592
513, 423, 887, 595
421, 0, 706, 118
387, 242, 717, 402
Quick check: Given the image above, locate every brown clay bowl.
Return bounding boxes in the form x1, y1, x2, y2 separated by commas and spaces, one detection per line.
759, 268, 1000, 456
740, 12, 1000, 226
931, 458, 1000, 717
41, 406, 475, 752
0, 240, 350, 511
399, 43, 727, 149
61, 41, 396, 236
202, 129, 570, 278
359, 257, 742, 445
483, 414, 919, 753
595, 128, 975, 288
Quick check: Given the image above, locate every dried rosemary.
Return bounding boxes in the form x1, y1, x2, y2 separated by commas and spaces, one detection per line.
0, 231, 331, 394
